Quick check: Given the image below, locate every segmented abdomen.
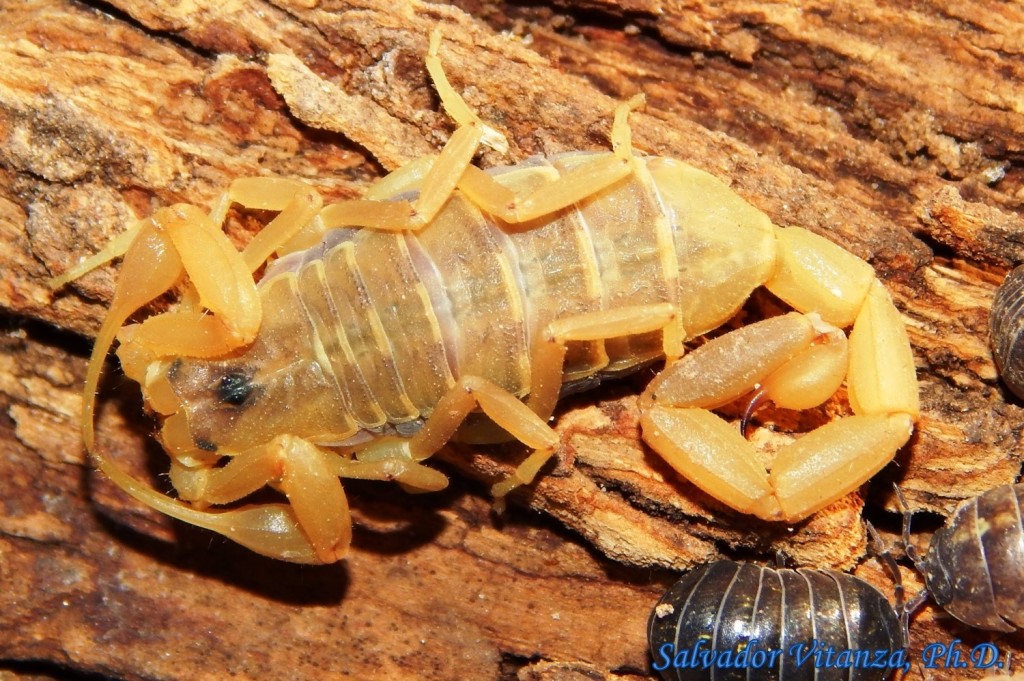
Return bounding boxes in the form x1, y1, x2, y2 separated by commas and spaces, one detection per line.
259, 152, 775, 435
648, 560, 905, 681
920, 483, 1024, 632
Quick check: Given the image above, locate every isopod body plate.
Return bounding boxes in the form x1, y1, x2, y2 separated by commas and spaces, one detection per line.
919, 483, 1024, 632
648, 560, 905, 681
990, 265, 1024, 400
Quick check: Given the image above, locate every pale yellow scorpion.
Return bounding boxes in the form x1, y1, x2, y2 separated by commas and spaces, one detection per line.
51, 31, 919, 564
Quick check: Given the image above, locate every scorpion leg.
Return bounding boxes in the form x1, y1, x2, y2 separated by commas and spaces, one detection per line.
317, 30, 508, 232
457, 95, 646, 224
641, 228, 918, 522
494, 302, 681, 498
205, 178, 325, 261
168, 435, 351, 563
363, 375, 562, 502
96, 434, 343, 564
54, 184, 333, 559
102, 410, 488, 563
63, 204, 262, 447
364, 154, 439, 201
523, 302, 682, 426
351, 303, 679, 503
118, 196, 327, 360
319, 35, 645, 232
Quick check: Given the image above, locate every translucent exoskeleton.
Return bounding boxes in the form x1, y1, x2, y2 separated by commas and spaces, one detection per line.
50, 30, 919, 564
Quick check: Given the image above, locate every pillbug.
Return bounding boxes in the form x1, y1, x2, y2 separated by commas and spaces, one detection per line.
902, 484, 1024, 632
991, 265, 1024, 400
647, 560, 907, 681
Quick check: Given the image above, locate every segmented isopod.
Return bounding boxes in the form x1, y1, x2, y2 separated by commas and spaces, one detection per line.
990, 265, 1024, 399
909, 484, 1024, 632
648, 560, 906, 681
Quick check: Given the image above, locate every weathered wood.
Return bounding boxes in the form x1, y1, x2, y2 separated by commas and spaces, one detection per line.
2, 0, 1023, 679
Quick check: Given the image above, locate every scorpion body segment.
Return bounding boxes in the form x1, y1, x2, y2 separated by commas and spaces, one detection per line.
647, 560, 906, 681
913, 484, 1024, 632
158, 153, 777, 455
52, 30, 919, 564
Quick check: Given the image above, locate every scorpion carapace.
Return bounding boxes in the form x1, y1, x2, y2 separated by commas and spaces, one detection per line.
51, 30, 919, 564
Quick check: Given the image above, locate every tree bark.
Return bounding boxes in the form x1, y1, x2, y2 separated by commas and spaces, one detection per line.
2, 1, 1022, 679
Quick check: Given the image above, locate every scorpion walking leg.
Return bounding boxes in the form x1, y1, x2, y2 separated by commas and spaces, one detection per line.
93, 435, 346, 564
457, 95, 645, 224
352, 303, 680, 503
61, 204, 261, 447
319, 34, 645, 232
204, 178, 325, 262
52, 184, 336, 561
494, 302, 681, 498
317, 30, 508, 232
391, 375, 562, 502
168, 435, 350, 563
641, 227, 919, 522
116, 196, 331, 360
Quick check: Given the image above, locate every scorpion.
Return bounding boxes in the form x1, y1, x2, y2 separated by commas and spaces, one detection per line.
51, 30, 920, 564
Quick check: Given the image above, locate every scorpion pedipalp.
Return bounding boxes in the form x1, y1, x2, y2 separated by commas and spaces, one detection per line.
640, 235, 918, 522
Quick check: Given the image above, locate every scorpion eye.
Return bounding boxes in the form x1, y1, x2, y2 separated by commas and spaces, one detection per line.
216, 372, 255, 407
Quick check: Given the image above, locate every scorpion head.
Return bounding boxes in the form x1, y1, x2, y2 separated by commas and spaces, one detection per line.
117, 328, 353, 459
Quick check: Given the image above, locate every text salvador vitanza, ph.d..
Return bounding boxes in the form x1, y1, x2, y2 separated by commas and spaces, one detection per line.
653, 638, 1004, 674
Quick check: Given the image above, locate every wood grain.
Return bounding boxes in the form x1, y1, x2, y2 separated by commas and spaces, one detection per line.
2, 0, 1023, 679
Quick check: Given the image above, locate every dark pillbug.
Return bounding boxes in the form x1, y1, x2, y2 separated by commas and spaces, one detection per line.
991, 265, 1024, 400
906, 483, 1024, 632
648, 560, 906, 681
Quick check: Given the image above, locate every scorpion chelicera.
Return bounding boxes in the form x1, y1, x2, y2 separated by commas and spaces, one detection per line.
51, 30, 919, 564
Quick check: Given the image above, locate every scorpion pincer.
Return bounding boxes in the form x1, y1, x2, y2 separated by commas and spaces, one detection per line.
50, 30, 919, 564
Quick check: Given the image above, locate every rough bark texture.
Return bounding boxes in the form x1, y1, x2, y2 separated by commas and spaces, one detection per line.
2, 1, 1023, 679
